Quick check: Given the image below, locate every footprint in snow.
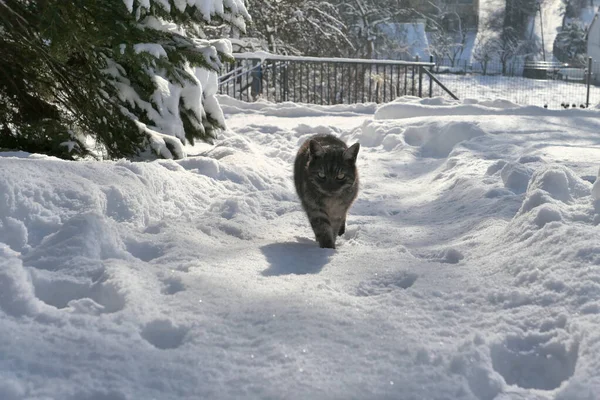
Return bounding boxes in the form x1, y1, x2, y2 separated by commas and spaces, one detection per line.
30, 271, 126, 315
125, 239, 164, 262
140, 319, 189, 350
354, 271, 418, 297
160, 276, 185, 295
490, 323, 579, 391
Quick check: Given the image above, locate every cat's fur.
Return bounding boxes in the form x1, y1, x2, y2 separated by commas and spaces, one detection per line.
293, 134, 360, 249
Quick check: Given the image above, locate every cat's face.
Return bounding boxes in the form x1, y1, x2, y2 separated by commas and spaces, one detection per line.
307, 140, 360, 195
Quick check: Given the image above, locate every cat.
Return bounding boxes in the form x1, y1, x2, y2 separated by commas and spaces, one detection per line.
293, 134, 360, 249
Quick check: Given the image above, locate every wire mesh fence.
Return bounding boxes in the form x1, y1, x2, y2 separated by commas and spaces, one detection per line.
429, 57, 598, 109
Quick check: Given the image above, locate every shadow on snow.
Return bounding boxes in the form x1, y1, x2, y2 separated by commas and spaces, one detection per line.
260, 239, 332, 276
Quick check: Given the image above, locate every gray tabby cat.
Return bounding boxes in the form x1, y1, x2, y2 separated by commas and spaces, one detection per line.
294, 134, 360, 249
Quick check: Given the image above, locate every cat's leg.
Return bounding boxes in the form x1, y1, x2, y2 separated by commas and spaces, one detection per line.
338, 217, 346, 236
309, 215, 335, 249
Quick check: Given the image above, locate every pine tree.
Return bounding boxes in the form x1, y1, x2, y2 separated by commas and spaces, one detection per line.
0, 0, 249, 160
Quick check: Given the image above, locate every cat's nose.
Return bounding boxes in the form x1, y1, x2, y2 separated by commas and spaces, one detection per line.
325, 182, 338, 191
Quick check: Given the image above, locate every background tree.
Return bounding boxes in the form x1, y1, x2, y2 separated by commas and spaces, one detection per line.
561, 0, 591, 22
419, 0, 469, 67
484, 9, 519, 75
473, 32, 499, 75
336, 0, 412, 59
505, 0, 540, 34
554, 21, 587, 65
244, 0, 352, 56
0, 0, 249, 160
496, 27, 521, 74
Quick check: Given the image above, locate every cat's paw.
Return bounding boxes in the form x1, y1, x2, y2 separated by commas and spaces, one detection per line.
318, 236, 336, 249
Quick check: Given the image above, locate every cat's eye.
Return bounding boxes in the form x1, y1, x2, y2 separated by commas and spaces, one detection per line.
318, 171, 326, 179
336, 173, 345, 180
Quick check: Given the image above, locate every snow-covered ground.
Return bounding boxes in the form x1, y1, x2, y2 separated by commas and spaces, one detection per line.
1, 95, 600, 400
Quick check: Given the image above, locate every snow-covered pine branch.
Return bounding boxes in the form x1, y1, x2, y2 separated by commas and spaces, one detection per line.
0, 0, 249, 160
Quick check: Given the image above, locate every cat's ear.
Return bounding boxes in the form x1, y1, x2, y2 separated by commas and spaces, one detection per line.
343, 143, 360, 163
309, 140, 325, 157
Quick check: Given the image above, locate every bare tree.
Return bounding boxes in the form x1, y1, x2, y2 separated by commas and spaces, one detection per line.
245, 0, 353, 56
484, 9, 519, 75
419, 0, 469, 67
473, 32, 499, 75
336, 0, 412, 59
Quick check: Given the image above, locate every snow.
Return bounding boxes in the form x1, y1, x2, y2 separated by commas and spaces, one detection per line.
1, 95, 600, 399
133, 43, 167, 58
233, 51, 435, 66
123, 0, 250, 31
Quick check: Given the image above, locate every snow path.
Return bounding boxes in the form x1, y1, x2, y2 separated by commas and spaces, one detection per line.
1, 96, 599, 399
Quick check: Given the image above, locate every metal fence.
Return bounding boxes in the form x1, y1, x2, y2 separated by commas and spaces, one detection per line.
219, 54, 456, 105
219, 54, 600, 109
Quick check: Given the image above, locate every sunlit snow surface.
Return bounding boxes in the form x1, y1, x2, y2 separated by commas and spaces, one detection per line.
1, 95, 600, 399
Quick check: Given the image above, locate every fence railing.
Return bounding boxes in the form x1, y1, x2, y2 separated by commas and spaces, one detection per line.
219, 53, 457, 105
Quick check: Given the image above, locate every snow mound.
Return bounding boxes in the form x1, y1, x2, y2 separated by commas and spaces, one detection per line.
352, 120, 405, 148
514, 166, 591, 223
375, 96, 520, 120
527, 165, 590, 203
592, 167, 600, 201
0, 245, 47, 317
353, 117, 486, 157
374, 96, 590, 121
501, 162, 533, 194
218, 94, 377, 116
403, 121, 486, 158
503, 163, 595, 254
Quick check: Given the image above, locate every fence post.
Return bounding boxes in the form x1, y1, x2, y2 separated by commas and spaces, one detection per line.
417, 55, 423, 98
233, 61, 238, 100
429, 55, 433, 98
273, 61, 278, 102
586, 56, 592, 108
284, 64, 289, 101
418, 67, 423, 97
